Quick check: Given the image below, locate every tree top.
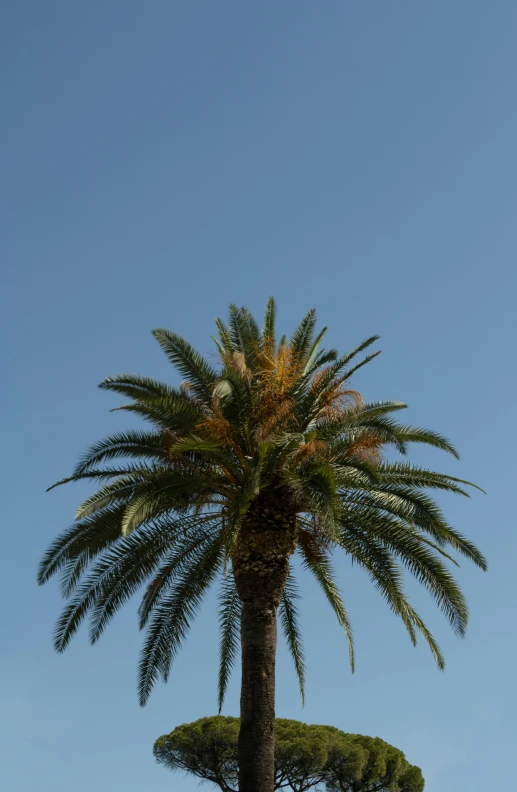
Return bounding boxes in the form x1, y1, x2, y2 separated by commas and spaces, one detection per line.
154, 716, 424, 792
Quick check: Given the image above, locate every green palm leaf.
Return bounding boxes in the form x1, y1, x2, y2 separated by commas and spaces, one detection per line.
152, 328, 216, 401
217, 574, 242, 713
298, 533, 355, 672
262, 296, 277, 345
138, 535, 223, 705
40, 299, 485, 714
279, 569, 306, 705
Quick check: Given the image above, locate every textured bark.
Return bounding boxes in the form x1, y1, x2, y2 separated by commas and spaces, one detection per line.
233, 500, 297, 792
238, 599, 277, 792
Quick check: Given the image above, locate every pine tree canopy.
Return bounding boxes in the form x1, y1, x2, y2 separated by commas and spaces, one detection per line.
154, 716, 425, 792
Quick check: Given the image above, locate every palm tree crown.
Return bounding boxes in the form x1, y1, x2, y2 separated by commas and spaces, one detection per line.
39, 299, 486, 709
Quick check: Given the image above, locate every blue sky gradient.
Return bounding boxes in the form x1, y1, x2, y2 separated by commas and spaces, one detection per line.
2, 2, 516, 790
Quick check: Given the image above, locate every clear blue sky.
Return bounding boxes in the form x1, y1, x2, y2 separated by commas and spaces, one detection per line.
2, 2, 516, 790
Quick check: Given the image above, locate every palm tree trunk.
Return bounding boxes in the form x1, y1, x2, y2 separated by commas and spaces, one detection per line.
232, 502, 298, 792
238, 598, 278, 792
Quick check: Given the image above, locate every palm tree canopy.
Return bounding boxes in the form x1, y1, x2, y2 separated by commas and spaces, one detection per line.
39, 299, 486, 708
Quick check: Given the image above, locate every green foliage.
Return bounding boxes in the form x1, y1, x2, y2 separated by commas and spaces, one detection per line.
153, 716, 425, 792
40, 299, 486, 706
279, 571, 306, 705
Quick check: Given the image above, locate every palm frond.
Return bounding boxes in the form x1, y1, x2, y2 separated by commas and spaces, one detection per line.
298, 534, 355, 671
262, 297, 277, 346
138, 535, 223, 705
284, 464, 342, 541
46, 465, 157, 493
37, 504, 127, 584
302, 326, 328, 373
59, 553, 90, 598
138, 522, 222, 628
376, 462, 484, 495
214, 318, 233, 354
52, 521, 173, 652
108, 398, 200, 432
345, 487, 451, 543
152, 329, 216, 402
217, 574, 242, 712
99, 374, 187, 408
435, 525, 487, 570
227, 304, 260, 368
403, 604, 446, 670
313, 336, 380, 398
213, 368, 253, 439
279, 568, 306, 705
75, 476, 140, 520
337, 522, 447, 669
339, 350, 382, 382
89, 517, 220, 645
342, 510, 469, 637
390, 425, 460, 458
72, 431, 167, 476
290, 308, 317, 365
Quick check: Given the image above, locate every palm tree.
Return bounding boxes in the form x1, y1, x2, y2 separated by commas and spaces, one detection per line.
39, 299, 486, 792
